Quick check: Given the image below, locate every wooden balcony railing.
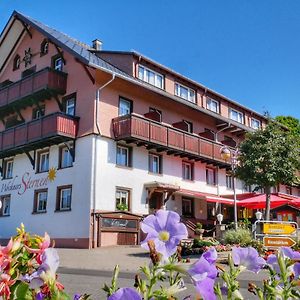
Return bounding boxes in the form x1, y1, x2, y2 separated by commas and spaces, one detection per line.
0, 113, 78, 158
0, 68, 67, 113
112, 114, 230, 166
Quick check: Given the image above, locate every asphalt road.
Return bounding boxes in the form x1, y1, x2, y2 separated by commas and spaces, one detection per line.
58, 267, 259, 300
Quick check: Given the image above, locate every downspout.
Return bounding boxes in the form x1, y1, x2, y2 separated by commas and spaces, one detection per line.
91, 74, 116, 248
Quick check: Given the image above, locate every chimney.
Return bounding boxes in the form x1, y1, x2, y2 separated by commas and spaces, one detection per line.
92, 39, 102, 51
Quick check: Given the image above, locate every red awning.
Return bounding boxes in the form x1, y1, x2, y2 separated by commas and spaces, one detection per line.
237, 193, 300, 209
178, 189, 236, 205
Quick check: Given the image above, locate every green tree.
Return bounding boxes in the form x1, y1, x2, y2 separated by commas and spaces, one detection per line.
275, 115, 300, 137
236, 121, 300, 220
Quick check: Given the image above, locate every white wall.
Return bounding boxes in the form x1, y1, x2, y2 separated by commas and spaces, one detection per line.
95, 136, 245, 215
0, 135, 93, 240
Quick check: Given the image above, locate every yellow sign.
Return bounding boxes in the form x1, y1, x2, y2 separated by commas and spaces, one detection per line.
263, 223, 296, 235
263, 236, 296, 248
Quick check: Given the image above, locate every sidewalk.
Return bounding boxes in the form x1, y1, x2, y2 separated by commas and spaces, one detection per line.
56, 246, 268, 284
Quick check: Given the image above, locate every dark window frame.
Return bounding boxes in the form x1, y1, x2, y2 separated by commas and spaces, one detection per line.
62, 93, 76, 116
116, 144, 132, 168
51, 53, 64, 71
115, 187, 131, 211
13, 54, 21, 71
58, 143, 74, 169
36, 149, 50, 173
206, 167, 217, 186
182, 197, 194, 217
0, 195, 11, 217
118, 96, 133, 116
56, 185, 72, 212
2, 158, 14, 180
148, 152, 163, 174
40, 39, 49, 57
32, 105, 45, 120
182, 161, 194, 181
33, 188, 48, 214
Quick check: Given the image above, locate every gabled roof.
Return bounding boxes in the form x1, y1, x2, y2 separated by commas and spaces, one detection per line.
0, 11, 261, 132
0, 11, 130, 79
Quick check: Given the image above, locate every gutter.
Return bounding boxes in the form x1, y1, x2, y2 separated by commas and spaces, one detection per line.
91, 74, 116, 248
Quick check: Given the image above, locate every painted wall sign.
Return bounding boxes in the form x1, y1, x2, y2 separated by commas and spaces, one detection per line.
263, 223, 296, 235
263, 236, 296, 248
0, 167, 56, 195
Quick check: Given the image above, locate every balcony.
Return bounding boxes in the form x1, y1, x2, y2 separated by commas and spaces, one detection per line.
0, 113, 78, 158
0, 68, 67, 116
112, 114, 230, 168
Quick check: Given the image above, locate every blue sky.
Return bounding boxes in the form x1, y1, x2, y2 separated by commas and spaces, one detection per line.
1, 0, 299, 118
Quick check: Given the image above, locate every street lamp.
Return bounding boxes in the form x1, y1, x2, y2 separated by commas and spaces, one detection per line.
221, 146, 239, 230
217, 213, 223, 225
255, 211, 263, 221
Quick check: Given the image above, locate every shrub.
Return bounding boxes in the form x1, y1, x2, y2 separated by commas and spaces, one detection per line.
193, 238, 217, 248
223, 228, 253, 246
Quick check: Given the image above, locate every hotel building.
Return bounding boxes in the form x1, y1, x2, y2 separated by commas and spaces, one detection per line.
0, 11, 298, 248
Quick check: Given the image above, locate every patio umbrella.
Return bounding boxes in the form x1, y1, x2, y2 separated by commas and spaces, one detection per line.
237, 193, 300, 210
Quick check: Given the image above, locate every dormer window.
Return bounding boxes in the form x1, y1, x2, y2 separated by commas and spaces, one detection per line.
138, 65, 164, 89
40, 39, 49, 56
206, 98, 220, 114
229, 108, 244, 124
175, 83, 195, 103
251, 118, 261, 129
13, 55, 21, 71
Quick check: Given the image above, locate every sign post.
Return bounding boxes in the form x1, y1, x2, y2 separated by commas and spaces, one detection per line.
254, 220, 298, 250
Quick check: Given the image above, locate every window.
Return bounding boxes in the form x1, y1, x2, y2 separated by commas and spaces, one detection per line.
182, 198, 193, 217
175, 83, 195, 103
184, 120, 193, 133
116, 145, 132, 167
149, 153, 162, 174
37, 151, 49, 173
40, 39, 49, 56
251, 118, 261, 129
229, 108, 244, 124
119, 97, 132, 116
3, 159, 13, 179
13, 55, 20, 71
115, 188, 130, 211
138, 65, 164, 89
182, 161, 193, 180
59, 145, 73, 168
34, 190, 48, 213
206, 98, 220, 113
206, 168, 216, 185
0, 195, 10, 216
32, 106, 45, 120
62, 94, 76, 116
52, 54, 64, 71
226, 172, 233, 189
56, 186, 72, 211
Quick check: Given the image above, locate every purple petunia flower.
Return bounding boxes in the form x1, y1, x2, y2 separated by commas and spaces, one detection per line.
108, 287, 142, 300
35, 292, 45, 300
73, 294, 81, 300
141, 210, 188, 259
232, 247, 265, 273
20, 248, 60, 288
280, 247, 300, 260
188, 247, 218, 300
266, 254, 280, 273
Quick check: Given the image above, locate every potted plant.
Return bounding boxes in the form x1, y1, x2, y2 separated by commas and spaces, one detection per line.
194, 222, 205, 239
116, 203, 128, 211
